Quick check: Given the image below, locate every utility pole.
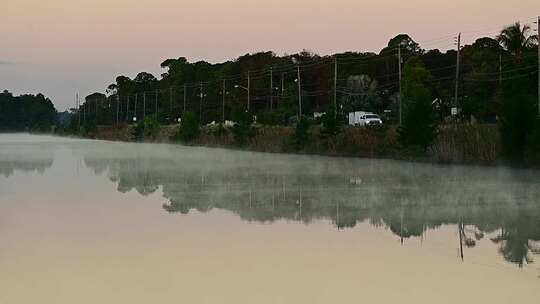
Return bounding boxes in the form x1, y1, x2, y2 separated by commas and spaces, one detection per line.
334, 56, 338, 118
454, 33, 461, 118
169, 87, 173, 123
281, 73, 285, 96
116, 94, 119, 125
155, 89, 158, 117
126, 95, 130, 122
199, 82, 203, 123
499, 53, 503, 85
222, 79, 226, 122
247, 71, 251, 112
183, 84, 187, 114
143, 92, 146, 119
134, 93, 138, 122
76, 93, 80, 129
537, 16, 540, 117
297, 65, 302, 118
270, 67, 273, 112
398, 44, 403, 125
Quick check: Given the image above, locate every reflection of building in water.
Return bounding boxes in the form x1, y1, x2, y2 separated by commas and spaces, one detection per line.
80, 143, 540, 268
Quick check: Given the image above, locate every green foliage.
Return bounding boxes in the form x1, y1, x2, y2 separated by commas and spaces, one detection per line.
320, 109, 341, 139
292, 116, 311, 150
499, 80, 537, 163
496, 22, 537, 61
81, 120, 97, 137
144, 115, 161, 139
398, 58, 438, 151
231, 109, 254, 145
207, 123, 227, 137
526, 118, 540, 165
340, 75, 385, 114
0, 90, 57, 132
132, 115, 160, 141
176, 111, 200, 142
132, 120, 144, 140
257, 111, 285, 126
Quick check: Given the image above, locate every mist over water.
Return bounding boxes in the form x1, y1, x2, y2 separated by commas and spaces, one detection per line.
1, 134, 539, 303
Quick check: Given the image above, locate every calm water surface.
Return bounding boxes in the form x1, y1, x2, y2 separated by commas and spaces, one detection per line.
1, 134, 539, 303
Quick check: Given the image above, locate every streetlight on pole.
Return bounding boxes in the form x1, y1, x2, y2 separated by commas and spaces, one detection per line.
199, 82, 205, 123
234, 84, 250, 112
536, 16, 540, 117
398, 44, 403, 125
222, 79, 226, 123
454, 33, 461, 121
334, 56, 338, 118
296, 65, 302, 118
270, 68, 273, 112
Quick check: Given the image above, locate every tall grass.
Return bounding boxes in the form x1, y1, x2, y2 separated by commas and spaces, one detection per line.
429, 124, 500, 165
91, 123, 511, 167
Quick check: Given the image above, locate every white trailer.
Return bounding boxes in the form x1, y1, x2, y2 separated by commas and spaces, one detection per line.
348, 111, 383, 127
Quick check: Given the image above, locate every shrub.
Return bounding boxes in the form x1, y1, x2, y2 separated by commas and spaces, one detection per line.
320, 109, 341, 139
398, 84, 437, 151
257, 109, 295, 126
398, 57, 438, 152
143, 115, 160, 139
176, 111, 200, 142
231, 109, 254, 145
291, 116, 311, 150
206, 123, 227, 137
257, 112, 282, 126
81, 120, 97, 137
132, 115, 160, 141
526, 117, 540, 166
499, 80, 537, 163
132, 120, 144, 140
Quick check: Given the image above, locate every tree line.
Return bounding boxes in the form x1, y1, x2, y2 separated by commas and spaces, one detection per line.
0, 90, 57, 132
72, 21, 538, 164
78, 22, 537, 124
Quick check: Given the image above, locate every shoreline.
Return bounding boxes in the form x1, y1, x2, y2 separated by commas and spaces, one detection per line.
60, 123, 532, 169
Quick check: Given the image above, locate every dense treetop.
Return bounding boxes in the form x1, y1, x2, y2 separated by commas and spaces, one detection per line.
80, 23, 537, 126
0, 90, 57, 132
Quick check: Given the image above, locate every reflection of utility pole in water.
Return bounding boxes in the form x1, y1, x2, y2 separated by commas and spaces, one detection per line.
155, 89, 159, 117
249, 188, 253, 208
76, 93, 80, 129
126, 95, 130, 122
282, 178, 286, 201
400, 208, 404, 245
458, 219, 464, 261
336, 202, 340, 230
297, 188, 303, 220
199, 82, 204, 123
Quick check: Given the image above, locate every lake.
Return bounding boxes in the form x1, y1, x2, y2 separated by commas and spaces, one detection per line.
1, 134, 539, 303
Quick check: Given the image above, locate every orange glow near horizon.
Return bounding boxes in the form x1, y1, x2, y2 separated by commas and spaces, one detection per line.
1, 0, 538, 109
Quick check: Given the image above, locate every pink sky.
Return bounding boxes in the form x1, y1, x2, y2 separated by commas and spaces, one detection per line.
1, 0, 538, 110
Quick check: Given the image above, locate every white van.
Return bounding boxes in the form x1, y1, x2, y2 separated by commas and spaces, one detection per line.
348, 112, 383, 127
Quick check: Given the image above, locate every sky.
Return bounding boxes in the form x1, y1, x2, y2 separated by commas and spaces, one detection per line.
1, 0, 538, 111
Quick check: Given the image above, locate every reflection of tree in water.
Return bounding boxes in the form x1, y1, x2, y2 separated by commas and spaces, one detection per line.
81, 143, 540, 267
491, 213, 540, 267
0, 149, 54, 177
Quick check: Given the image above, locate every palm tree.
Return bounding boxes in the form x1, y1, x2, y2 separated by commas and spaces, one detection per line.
496, 22, 537, 62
